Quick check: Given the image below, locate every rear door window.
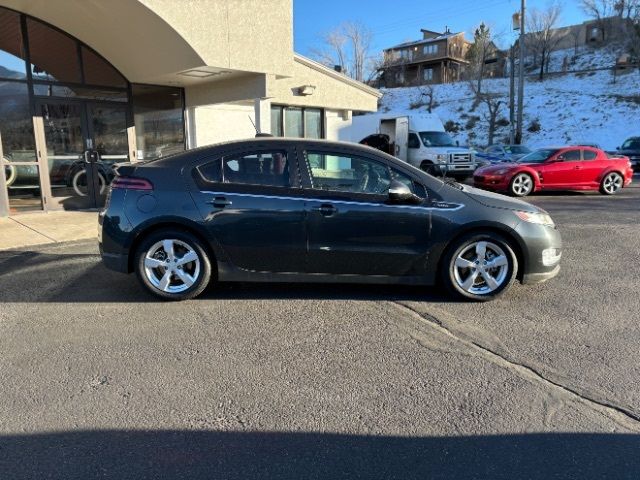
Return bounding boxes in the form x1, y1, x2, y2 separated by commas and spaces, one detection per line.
561, 149, 581, 161
582, 150, 597, 160
196, 150, 290, 188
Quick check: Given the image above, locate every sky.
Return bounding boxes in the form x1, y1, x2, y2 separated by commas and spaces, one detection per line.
294, 0, 587, 56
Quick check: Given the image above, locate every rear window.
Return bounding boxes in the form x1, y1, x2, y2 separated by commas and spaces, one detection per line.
196, 150, 290, 188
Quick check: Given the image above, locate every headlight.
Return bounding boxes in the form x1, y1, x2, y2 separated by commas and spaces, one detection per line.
515, 210, 555, 227
435, 154, 447, 162
495, 168, 509, 175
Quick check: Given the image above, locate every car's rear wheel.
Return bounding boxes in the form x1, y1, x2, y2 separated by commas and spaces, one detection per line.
509, 173, 533, 197
441, 232, 518, 301
600, 172, 623, 195
135, 230, 212, 301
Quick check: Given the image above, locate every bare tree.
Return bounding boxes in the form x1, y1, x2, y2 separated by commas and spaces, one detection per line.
465, 23, 493, 96
527, 4, 565, 80
482, 93, 503, 146
467, 81, 503, 145
614, 0, 640, 18
310, 22, 373, 82
580, 0, 615, 41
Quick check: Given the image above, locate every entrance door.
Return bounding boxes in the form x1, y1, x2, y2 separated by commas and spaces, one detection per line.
38, 100, 129, 210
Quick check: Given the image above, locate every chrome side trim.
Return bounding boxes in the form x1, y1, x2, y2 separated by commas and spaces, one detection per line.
200, 190, 464, 211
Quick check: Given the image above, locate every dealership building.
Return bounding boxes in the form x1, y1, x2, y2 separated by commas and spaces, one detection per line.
0, 0, 380, 216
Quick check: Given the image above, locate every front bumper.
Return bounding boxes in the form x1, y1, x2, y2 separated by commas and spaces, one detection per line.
473, 174, 510, 191
522, 264, 560, 284
515, 220, 562, 285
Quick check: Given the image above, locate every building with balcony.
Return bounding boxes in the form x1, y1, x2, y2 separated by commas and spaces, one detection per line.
378, 28, 471, 88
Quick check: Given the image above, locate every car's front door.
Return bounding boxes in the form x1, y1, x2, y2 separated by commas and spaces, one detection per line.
190, 146, 307, 273
299, 147, 431, 276
540, 149, 582, 188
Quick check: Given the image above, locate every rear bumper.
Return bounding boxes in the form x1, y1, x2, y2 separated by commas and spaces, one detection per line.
99, 243, 129, 273
522, 264, 560, 285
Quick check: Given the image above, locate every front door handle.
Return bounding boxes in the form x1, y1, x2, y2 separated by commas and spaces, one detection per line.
574, 165, 582, 170
207, 196, 232, 208
312, 203, 337, 216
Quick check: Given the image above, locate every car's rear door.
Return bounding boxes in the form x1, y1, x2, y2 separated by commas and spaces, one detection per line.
189, 145, 307, 273
297, 145, 432, 277
579, 148, 606, 187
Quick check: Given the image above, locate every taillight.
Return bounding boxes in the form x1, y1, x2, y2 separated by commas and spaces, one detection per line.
111, 176, 153, 191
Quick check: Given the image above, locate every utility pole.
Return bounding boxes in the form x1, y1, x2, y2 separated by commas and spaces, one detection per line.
515, 0, 526, 144
509, 44, 516, 144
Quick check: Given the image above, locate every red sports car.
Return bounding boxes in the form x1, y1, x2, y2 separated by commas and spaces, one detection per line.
473, 146, 634, 197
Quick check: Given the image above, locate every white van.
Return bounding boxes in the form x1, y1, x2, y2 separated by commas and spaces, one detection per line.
344, 113, 476, 178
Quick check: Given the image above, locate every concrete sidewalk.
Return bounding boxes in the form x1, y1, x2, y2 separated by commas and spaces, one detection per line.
0, 210, 98, 251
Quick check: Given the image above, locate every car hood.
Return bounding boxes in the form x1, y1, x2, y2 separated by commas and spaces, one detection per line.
458, 183, 540, 213
475, 162, 519, 174
424, 146, 472, 154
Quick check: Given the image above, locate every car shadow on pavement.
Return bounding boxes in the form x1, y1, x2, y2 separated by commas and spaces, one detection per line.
0, 250, 452, 303
0, 430, 638, 480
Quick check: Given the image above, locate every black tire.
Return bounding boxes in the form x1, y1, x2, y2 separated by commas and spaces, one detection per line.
440, 231, 518, 301
421, 162, 442, 176
509, 172, 534, 197
599, 172, 623, 195
134, 229, 212, 301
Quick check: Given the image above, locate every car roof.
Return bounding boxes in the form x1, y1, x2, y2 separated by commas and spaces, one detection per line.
142, 137, 412, 170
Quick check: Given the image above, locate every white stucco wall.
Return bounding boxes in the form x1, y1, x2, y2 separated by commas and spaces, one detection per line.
188, 102, 356, 148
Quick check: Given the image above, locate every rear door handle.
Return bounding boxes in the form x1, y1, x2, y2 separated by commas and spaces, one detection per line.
574, 166, 582, 169
312, 203, 337, 216
207, 196, 232, 208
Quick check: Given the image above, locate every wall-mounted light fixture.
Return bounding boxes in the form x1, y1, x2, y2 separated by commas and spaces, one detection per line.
298, 85, 316, 96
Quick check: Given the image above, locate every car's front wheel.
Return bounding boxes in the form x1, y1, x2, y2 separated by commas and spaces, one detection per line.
509, 172, 533, 197
441, 232, 518, 301
135, 230, 212, 300
600, 172, 623, 195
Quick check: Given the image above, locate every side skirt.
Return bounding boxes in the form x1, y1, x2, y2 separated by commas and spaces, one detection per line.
216, 260, 434, 286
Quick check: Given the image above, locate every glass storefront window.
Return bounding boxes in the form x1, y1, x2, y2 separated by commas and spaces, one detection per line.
270, 106, 282, 137
0, 82, 36, 162
284, 107, 303, 137
271, 105, 323, 139
33, 84, 128, 102
81, 46, 127, 88
304, 109, 322, 139
27, 17, 81, 83
132, 84, 185, 160
0, 9, 26, 80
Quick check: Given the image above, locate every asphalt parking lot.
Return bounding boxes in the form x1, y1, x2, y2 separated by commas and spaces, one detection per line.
1, 177, 639, 479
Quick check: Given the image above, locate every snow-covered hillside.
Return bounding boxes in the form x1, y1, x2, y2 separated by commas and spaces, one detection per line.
377, 47, 640, 150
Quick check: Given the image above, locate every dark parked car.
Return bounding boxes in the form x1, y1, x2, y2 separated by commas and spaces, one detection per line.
476, 144, 532, 166
99, 138, 562, 301
616, 137, 640, 171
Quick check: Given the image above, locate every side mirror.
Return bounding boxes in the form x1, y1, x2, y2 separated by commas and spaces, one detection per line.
555, 155, 565, 162
456, 140, 460, 147
616, 146, 620, 150
388, 179, 418, 204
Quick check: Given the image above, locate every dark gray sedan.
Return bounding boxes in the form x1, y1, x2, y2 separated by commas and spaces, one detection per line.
99, 138, 561, 301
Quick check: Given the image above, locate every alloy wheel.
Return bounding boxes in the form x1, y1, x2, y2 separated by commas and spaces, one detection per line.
511, 173, 533, 196
453, 241, 509, 296
602, 172, 623, 194
143, 239, 201, 294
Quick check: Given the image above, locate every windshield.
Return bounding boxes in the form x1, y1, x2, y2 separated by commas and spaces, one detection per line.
621, 138, 640, 150
506, 145, 531, 154
517, 148, 559, 164
419, 131, 456, 147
